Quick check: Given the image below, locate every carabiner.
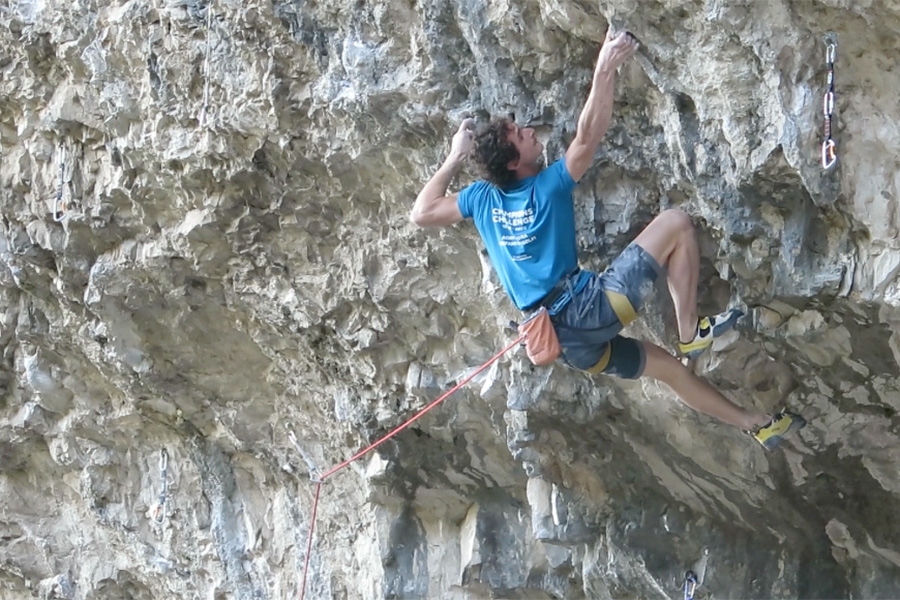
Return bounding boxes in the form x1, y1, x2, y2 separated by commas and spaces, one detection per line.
825, 42, 836, 65
821, 139, 837, 169
52, 195, 67, 222
160, 448, 169, 473
683, 570, 699, 600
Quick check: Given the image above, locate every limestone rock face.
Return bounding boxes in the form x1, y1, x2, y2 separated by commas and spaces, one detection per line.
2, 0, 900, 598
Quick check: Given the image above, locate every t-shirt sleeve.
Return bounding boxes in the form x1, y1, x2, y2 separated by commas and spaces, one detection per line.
542, 158, 577, 196
457, 182, 480, 219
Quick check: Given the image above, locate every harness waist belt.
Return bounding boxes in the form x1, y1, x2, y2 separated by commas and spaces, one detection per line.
523, 267, 581, 313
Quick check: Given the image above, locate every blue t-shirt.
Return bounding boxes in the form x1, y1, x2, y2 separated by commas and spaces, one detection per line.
457, 158, 579, 310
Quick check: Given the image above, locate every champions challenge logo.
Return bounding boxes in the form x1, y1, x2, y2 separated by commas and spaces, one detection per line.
492, 207, 535, 227
492, 207, 537, 254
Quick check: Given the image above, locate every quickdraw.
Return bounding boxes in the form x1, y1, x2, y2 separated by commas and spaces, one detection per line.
821, 33, 837, 170
683, 570, 699, 600
199, 1, 213, 127
152, 449, 169, 523
52, 144, 68, 222
287, 426, 322, 483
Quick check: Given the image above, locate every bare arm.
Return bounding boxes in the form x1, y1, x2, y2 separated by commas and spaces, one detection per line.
410, 119, 475, 227
565, 30, 639, 183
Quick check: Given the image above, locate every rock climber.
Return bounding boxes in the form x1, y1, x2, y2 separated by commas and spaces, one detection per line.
410, 28, 804, 449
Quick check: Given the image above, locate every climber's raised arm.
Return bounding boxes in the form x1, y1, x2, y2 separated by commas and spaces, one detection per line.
565, 29, 639, 183
410, 119, 474, 227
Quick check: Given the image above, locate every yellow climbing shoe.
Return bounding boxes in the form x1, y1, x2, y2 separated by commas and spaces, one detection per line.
677, 309, 743, 358
752, 411, 807, 450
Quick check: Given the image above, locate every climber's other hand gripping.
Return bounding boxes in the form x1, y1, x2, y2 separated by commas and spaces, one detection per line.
449, 117, 476, 161
409, 118, 470, 227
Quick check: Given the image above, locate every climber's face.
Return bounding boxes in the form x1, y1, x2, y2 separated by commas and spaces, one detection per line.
506, 123, 543, 172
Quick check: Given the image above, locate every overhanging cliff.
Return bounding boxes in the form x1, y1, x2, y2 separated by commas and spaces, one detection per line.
2, 1, 900, 598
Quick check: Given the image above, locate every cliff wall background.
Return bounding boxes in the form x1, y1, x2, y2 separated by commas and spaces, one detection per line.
2, 0, 900, 598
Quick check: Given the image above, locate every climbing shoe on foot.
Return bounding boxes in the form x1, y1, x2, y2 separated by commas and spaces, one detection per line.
677, 309, 744, 358
751, 411, 807, 450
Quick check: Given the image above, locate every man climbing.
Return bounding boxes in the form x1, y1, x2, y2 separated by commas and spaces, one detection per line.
410, 28, 804, 449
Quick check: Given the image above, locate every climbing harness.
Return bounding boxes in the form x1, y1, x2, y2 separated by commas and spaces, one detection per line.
52, 144, 68, 222
298, 335, 525, 600
683, 570, 699, 600
821, 33, 837, 170
152, 449, 169, 523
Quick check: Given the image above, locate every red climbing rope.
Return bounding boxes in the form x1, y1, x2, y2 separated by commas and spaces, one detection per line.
300, 482, 322, 599
299, 334, 525, 600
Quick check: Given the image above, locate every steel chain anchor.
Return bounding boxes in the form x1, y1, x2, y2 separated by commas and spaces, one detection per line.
821, 34, 837, 169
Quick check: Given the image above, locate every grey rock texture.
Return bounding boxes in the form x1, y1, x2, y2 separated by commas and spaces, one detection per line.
2, 0, 900, 598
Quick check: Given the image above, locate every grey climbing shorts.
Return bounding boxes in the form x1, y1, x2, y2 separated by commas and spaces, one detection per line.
552, 243, 664, 379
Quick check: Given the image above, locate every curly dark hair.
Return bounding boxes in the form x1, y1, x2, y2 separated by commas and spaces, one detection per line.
473, 117, 519, 188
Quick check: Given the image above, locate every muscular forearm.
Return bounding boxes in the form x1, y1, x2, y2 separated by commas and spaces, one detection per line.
575, 64, 616, 147
411, 153, 464, 221
565, 31, 637, 181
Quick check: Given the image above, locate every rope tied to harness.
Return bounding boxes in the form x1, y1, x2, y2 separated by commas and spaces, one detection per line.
298, 334, 526, 600
821, 33, 837, 170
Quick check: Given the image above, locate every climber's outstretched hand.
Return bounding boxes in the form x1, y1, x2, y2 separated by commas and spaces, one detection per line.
597, 28, 639, 71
